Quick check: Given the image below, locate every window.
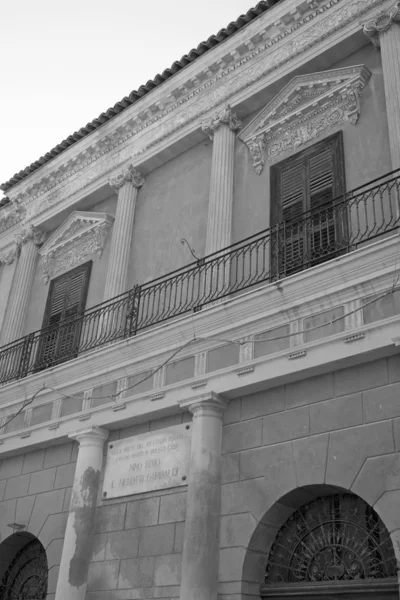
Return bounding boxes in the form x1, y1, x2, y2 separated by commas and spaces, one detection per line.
37, 261, 92, 368
262, 494, 397, 598
270, 132, 346, 279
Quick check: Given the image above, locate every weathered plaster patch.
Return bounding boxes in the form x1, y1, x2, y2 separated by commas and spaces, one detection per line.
69, 466, 100, 588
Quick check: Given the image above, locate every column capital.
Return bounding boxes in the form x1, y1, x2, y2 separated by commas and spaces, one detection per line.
68, 425, 109, 448
201, 105, 242, 140
15, 225, 45, 248
109, 164, 145, 190
179, 391, 228, 419
363, 2, 400, 48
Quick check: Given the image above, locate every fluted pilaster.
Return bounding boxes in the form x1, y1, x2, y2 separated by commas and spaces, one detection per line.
364, 2, 400, 169
103, 164, 145, 301
202, 106, 241, 255
1, 226, 44, 344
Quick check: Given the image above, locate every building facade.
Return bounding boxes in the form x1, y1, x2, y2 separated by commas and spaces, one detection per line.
0, 0, 400, 598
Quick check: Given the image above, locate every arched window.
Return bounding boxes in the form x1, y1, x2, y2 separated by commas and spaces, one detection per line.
263, 494, 397, 597
1, 538, 48, 599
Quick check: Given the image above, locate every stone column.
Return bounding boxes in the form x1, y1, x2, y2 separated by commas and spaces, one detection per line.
202, 105, 241, 255
55, 426, 108, 600
364, 2, 400, 170
1, 226, 44, 345
103, 164, 145, 301
179, 392, 228, 600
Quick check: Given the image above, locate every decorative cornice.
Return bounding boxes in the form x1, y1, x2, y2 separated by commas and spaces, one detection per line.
363, 1, 400, 48
4, 0, 387, 224
39, 211, 114, 283
108, 164, 145, 190
201, 105, 242, 139
238, 65, 371, 172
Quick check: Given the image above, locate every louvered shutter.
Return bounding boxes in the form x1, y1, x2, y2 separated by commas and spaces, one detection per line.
271, 159, 306, 278
270, 131, 345, 278
39, 262, 92, 366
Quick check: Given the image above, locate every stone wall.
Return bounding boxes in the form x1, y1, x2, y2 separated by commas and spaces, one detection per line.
219, 355, 400, 598
86, 413, 191, 600
0, 441, 77, 600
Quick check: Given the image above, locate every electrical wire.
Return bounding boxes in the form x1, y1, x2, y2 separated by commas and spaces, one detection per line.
1, 284, 399, 431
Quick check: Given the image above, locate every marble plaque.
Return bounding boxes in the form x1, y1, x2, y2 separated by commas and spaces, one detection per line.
102, 423, 191, 499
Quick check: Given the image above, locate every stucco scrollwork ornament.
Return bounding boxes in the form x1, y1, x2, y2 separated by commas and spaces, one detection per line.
15, 225, 45, 249
238, 65, 371, 172
39, 211, 114, 283
108, 164, 145, 190
201, 105, 242, 139
0, 245, 19, 265
248, 138, 266, 175
363, 1, 400, 48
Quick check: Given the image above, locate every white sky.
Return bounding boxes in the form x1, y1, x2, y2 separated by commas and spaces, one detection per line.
0, 0, 258, 197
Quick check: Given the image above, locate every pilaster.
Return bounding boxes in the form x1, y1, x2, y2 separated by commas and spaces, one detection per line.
1, 226, 44, 344
178, 392, 228, 600
103, 164, 145, 301
54, 426, 109, 600
202, 106, 241, 255
364, 2, 400, 169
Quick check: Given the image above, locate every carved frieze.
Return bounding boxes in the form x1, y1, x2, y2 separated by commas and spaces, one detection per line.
39, 211, 114, 283
238, 65, 371, 172
4, 0, 386, 224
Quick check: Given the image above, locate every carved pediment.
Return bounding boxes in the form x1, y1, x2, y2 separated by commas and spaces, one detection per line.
238, 65, 371, 173
39, 211, 114, 283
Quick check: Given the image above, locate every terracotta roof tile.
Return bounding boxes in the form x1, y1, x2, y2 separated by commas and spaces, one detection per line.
0, 0, 279, 193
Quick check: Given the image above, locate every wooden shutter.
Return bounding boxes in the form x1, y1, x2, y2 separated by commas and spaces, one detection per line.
270, 131, 345, 278
39, 262, 92, 366
42, 262, 92, 329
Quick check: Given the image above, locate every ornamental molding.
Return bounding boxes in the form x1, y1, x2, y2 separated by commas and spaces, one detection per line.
238, 65, 371, 172
39, 211, 114, 283
201, 105, 242, 139
363, 1, 400, 47
108, 164, 145, 190
4, 0, 387, 224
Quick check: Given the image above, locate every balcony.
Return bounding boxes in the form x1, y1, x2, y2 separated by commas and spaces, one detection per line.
0, 168, 399, 387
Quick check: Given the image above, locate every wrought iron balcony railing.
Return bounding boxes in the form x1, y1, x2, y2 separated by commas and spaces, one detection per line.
0, 168, 399, 386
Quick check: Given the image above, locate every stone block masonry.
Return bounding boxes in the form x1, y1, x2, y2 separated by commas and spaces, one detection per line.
86, 413, 189, 599
218, 355, 400, 590
0, 442, 77, 600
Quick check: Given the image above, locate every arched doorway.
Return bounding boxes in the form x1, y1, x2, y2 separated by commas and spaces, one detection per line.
0, 532, 48, 599
261, 493, 398, 599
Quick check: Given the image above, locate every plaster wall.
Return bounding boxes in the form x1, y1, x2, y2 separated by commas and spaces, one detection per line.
232, 43, 391, 244
219, 354, 400, 598
127, 140, 211, 287
0, 441, 77, 600
23, 194, 117, 336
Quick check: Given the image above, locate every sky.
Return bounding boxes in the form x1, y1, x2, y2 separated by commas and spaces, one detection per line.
0, 0, 258, 198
